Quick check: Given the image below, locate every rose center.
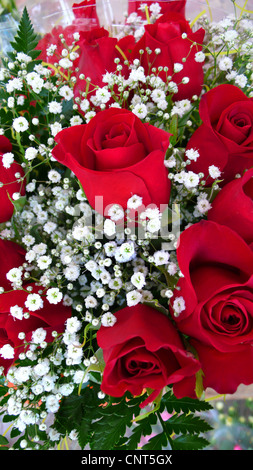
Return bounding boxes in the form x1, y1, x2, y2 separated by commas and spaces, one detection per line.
220, 304, 245, 332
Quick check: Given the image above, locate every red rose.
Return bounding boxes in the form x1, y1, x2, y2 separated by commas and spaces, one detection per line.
0, 284, 71, 373
130, 11, 205, 100
185, 84, 253, 185
172, 220, 253, 394
97, 304, 201, 407
0, 239, 26, 291
128, 0, 186, 19
52, 107, 171, 216
208, 168, 253, 246
36, 1, 100, 65
73, 28, 135, 100
0, 136, 25, 223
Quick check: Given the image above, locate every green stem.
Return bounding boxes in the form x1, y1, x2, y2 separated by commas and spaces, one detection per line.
157, 411, 174, 450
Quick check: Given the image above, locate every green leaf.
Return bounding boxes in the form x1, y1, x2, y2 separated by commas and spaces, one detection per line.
89, 394, 142, 450
164, 413, 212, 436
126, 413, 157, 450
55, 384, 101, 449
0, 435, 9, 446
172, 434, 210, 450
0, 385, 8, 397
161, 390, 212, 415
169, 114, 178, 145
142, 432, 168, 450
9, 7, 40, 59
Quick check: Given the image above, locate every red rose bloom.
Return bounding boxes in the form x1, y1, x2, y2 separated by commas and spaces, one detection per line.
0, 284, 71, 373
73, 28, 135, 100
172, 220, 253, 394
185, 84, 253, 185
128, 0, 186, 19
208, 168, 253, 246
130, 11, 205, 100
97, 304, 201, 407
0, 136, 25, 223
36, 0, 100, 65
0, 239, 26, 291
52, 107, 171, 216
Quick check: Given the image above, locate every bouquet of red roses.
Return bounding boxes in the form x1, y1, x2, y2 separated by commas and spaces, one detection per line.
0, 0, 252, 451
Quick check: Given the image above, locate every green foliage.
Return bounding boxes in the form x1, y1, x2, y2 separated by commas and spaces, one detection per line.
9, 7, 41, 60
160, 389, 213, 414
53, 385, 213, 451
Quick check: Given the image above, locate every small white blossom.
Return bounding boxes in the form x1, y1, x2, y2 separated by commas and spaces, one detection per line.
132, 102, 148, 119
196, 196, 212, 214
50, 122, 62, 137
2, 152, 14, 168
101, 312, 117, 327
235, 74, 247, 88
25, 147, 38, 161
173, 296, 186, 316
46, 287, 63, 304
185, 148, 199, 162
45, 394, 60, 413
183, 171, 200, 189
65, 316, 82, 334
218, 56, 233, 71
46, 44, 57, 56
195, 51, 205, 63
224, 29, 238, 43
59, 58, 73, 69
48, 169, 61, 183
12, 117, 29, 133
31, 327, 47, 344
0, 344, 14, 359
10, 305, 23, 320
126, 289, 143, 307
59, 85, 74, 101
48, 101, 62, 114
85, 295, 98, 309
108, 204, 124, 221
127, 194, 143, 210
64, 264, 80, 281
6, 267, 23, 283
209, 165, 221, 179
37, 255, 52, 270
70, 115, 83, 126
6, 77, 23, 93
104, 219, 116, 237
173, 63, 184, 73
153, 250, 170, 266
131, 272, 146, 289
25, 293, 43, 312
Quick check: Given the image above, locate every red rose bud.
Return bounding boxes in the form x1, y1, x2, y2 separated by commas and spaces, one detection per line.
0, 284, 72, 373
130, 11, 205, 101
97, 304, 201, 407
52, 107, 171, 216
185, 84, 253, 185
0, 239, 26, 291
0, 136, 25, 223
208, 168, 253, 246
172, 220, 253, 394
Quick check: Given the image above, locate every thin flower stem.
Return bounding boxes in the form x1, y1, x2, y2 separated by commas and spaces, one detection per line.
157, 411, 174, 450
